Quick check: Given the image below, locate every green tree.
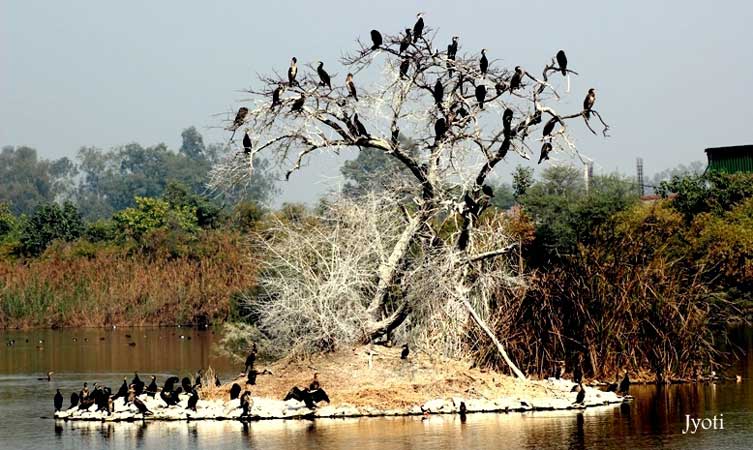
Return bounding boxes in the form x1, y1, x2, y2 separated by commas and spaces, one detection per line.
179, 126, 206, 160
163, 181, 222, 229
113, 196, 199, 241
512, 165, 534, 201
0, 203, 15, 238
18, 202, 84, 256
489, 183, 515, 210
0, 146, 74, 215
657, 172, 753, 221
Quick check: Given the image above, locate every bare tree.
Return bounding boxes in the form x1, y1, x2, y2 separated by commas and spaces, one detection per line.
210, 16, 608, 377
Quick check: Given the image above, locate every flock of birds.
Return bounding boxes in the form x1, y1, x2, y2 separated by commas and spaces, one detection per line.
227, 12, 598, 167
49, 342, 332, 418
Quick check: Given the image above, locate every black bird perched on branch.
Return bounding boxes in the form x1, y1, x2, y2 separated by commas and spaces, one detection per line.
538, 142, 552, 164
479, 49, 488, 77
370, 29, 383, 50
556, 50, 568, 76
542, 117, 559, 138
399, 59, 410, 79
272, 84, 283, 108
447, 36, 458, 77
54, 389, 63, 412
228, 107, 248, 131
510, 66, 524, 92
583, 88, 596, 120
317, 62, 331, 89
618, 371, 630, 396
353, 113, 369, 137
230, 383, 242, 400
413, 13, 424, 42
434, 118, 448, 143
291, 94, 305, 112
69, 392, 79, 409
401, 343, 410, 359
433, 79, 444, 105
346, 73, 358, 101
146, 376, 158, 397
475, 84, 487, 109
503, 108, 513, 135
288, 57, 298, 86
399, 29, 412, 54
242, 131, 252, 155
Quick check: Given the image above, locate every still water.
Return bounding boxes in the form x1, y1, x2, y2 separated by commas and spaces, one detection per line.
1, 327, 752, 450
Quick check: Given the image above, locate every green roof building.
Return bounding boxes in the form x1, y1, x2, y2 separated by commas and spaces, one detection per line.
705, 145, 753, 174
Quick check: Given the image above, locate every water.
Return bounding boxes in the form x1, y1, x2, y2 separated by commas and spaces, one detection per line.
1, 327, 752, 450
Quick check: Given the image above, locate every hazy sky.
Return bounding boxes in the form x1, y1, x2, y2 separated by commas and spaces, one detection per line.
2, 1, 751, 204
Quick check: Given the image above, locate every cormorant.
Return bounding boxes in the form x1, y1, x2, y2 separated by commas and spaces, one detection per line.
114, 377, 128, 401
399, 29, 412, 54
479, 49, 488, 76
80, 382, 90, 400
284, 386, 329, 409
573, 361, 583, 384
509, 66, 524, 92
353, 113, 369, 137
247, 369, 258, 385
215, 375, 222, 387
434, 118, 448, 142
459, 401, 467, 416
272, 84, 283, 108
583, 88, 596, 120
574, 384, 585, 405
346, 73, 358, 101
240, 391, 253, 417
186, 390, 199, 411
195, 370, 203, 388
538, 142, 552, 164
475, 84, 487, 109
317, 62, 331, 89
556, 50, 568, 76
160, 390, 179, 406
291, 94, 305, 112
54, 389, 63, 412
288, 57, 298, 86
309, 372, 320, 391
503, 108, 513, 134
69, 392, 79, 409
370, 30, 383, 50
132, 372, 144, 395
399, 59, 410, 79
413, 13, 424, 43
618, 371, 630, 396
37, 371, 53, 381
606, 374, 619, 392
134, 397, 152, 416
499, 137, 511, 159
244, 344, 257, 375
230, 383, 242, 400
243, 131, 252, 154
495, 81, 508, 95
447, 36, 459, 77
542, 117, 559, 138
146, 376, 158, 397
434, 79, 444, 105
401, 343, 410, 359
229, 107, 248, 131
163, 376, 180, 393
181, 376, 193, 393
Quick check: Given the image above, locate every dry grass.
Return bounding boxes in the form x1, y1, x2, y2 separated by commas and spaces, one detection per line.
205, 345, 560, 409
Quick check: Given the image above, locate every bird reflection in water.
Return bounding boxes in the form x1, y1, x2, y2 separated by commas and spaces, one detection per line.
567, 413, 585, 450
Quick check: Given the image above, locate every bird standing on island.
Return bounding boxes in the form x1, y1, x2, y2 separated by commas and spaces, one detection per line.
606, 374, 619, 392
574, 383, 586, 406
618, 371, 630, 396
54, 389, 63, 412
346, 73, 359, 101
317, 62, 331, 89
583, 88, 596, 120
479, 49, 488, 77
230, 383, 242, 400
244, 343, 257, 375
370, 30, 383, 50
146, 376, 158, 397
309, 372, 320, 391
413, 13, 424, 42
240, 391, 253, 417
288, 57, 298, 86
556, 50, 568, 76
401, 343, 410, 359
